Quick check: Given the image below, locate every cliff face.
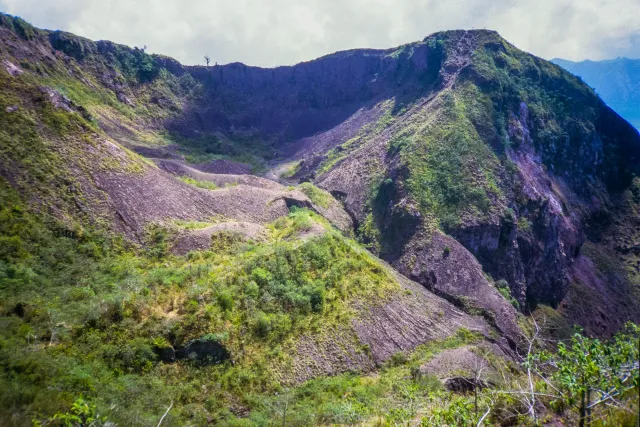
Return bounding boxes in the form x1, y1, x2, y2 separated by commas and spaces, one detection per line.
170, 40, 445, 145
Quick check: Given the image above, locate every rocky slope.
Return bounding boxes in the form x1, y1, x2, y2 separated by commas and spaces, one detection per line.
174, 29, 640, 337
0, 12, 639, 425
0, 14, 516, 425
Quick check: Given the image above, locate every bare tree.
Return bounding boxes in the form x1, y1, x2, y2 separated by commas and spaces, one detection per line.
204, 55, 211, 67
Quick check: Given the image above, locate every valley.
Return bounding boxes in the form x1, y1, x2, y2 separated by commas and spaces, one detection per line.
0, 13, 638, 426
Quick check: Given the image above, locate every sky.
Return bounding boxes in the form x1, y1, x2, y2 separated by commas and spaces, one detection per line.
1, 0, 639, 67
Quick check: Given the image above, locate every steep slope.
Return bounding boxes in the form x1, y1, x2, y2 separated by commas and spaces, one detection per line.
172, 29, 640, 336
0, 15, 516, 426
1, 12, 639, 425
553, 57, 640, 130
282, 31, 640, 335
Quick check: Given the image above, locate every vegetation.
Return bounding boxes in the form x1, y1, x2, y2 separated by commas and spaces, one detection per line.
178, 175, 219, 190
546, 325, 640, 426
0, 14, 638, 427
298, 182, 333, 208
359, 30, 621, 248
0, 196, 403, 425
2, 178, 636, 426
168, 132, 271, 174
280, 161, 301, 179
495, 279, 520, 310
0, 14, 36, 40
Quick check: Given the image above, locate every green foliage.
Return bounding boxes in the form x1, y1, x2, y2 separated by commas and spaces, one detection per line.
1, 16, 638, 426
359, 213, 381, 253
280, 160, 301, 178
387, 135, 411, 156
178, 175, 219, 190
0, 198, 400, 424
403, 84, 504, 229
518, 216, 532, 233
8, 15, 36, 40
49, 32, 97, 61
545, 323, 640, 426
298, 182, 332, 208
426, 396, 476, 426
49, 396, 107, 427
144, 224, 172, 259
495, 279, 520, 310
108, 45, 160, 83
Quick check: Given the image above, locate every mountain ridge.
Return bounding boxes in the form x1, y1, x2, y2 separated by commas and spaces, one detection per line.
0, 13, 639, 425
552, 56, 640, 130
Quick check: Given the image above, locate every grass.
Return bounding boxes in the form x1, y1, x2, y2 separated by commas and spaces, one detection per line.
4, 175, 517, 426
0, 198, 404, 425
401, 83, 505, 230
178, 175, 219, 190
298, 182, 333, 208
235, 328, 483, 426
354, 30, 615, 255
169, 132, 271, 174
1, 16, 638, 426
280, 160, 301, 178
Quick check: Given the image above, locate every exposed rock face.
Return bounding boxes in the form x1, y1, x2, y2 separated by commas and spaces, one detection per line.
170, 38, 446, 141
197, 30, 638, 330
394, 230, 521, 347
156, 29, 640, 333
3, 59, 23, 76
171, 222, 268, 255
445, 377, 492, 393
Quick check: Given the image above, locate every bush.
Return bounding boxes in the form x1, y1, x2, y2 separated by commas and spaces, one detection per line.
217, 288, 234, 312
49, 396, 107, 427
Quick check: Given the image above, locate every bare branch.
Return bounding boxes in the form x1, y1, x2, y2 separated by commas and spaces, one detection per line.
157, 401, 174, 427
477, 405, 491, 426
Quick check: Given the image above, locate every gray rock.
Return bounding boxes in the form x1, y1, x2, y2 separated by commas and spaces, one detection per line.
3, 60, 23, 77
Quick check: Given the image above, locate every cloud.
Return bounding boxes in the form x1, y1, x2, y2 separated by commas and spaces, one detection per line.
1, 0, 639, 66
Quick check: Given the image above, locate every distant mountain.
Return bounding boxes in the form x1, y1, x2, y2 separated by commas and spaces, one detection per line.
552, 57, 640, 130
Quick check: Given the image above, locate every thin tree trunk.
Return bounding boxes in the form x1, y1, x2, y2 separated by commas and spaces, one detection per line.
586, 388, 592, 426
474, 386, 478, 419
579, 389, 586, 427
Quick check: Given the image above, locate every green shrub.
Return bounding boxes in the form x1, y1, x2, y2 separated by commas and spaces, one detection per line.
217, 288, 234, 312
49, 396, 107, 427
12, 16, 35, 40
298, 182, 332, 208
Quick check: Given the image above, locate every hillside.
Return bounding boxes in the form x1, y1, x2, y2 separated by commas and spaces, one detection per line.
553, 57, 640, 130
0, 13, 639, 426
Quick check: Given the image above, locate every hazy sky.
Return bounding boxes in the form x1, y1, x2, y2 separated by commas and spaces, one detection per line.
1, 0, 639, 67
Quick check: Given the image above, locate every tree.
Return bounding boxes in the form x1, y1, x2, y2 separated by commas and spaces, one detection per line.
204, 54, 210, 67
548, 324, 639, 426
485, 321, 639, 426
